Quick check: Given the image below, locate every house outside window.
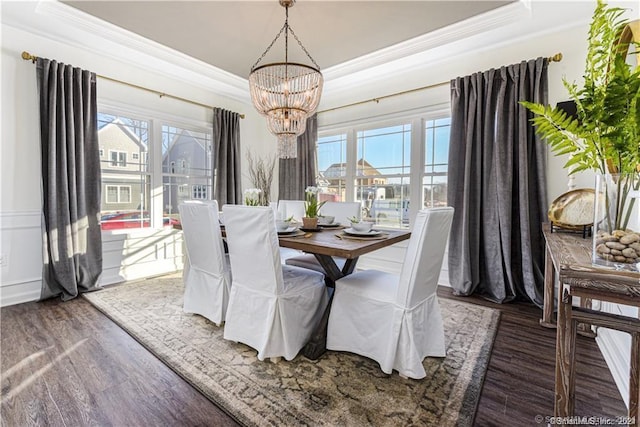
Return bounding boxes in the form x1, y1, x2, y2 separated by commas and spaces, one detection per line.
317, 113, 450, 229
162, 124, 212, 217
98, 111, 212, 230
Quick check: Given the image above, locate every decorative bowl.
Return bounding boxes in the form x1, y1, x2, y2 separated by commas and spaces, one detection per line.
351, 221, 373, 232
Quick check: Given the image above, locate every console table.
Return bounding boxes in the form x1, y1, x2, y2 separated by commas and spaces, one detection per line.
542, 223, 640, 418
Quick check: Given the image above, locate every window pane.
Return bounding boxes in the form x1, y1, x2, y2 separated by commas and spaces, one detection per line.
99, 114, 148, 172
317, 134, 347, 202
356, 124, 411, 228
98, 112, 150, 230
424, 119, 451, 209
100, 176, 151, 230
162, 124, 213, 219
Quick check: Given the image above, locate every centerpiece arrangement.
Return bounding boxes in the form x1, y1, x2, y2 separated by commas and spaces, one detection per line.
303, 186, 326, 229
522, 0, 640, 270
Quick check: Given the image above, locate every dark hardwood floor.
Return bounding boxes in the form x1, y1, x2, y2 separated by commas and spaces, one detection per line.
1, 285, 627, 426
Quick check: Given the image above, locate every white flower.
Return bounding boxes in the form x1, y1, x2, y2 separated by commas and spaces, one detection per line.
305, 186, 319, 195
244, 188, 262, 206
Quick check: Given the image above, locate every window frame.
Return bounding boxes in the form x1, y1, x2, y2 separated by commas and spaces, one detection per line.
98, 100, 213, 232
318, 106, 450, 229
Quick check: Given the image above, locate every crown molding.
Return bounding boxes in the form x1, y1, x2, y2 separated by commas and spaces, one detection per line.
12, 1, 250, 103
322, 0, 531, 81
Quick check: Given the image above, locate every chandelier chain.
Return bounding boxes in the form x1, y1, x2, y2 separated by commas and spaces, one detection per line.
249, 3, 320, 72
288, 25, 320, 70
250, 22, 287, 71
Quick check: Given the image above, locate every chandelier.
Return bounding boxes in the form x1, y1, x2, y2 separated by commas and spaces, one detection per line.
248, 0, 323, 159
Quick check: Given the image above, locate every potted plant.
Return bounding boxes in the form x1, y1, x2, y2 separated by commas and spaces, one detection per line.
303, 186, 326, 229
522, 0, 640, 270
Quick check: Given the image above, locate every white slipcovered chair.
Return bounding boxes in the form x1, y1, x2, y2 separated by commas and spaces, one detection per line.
277, 200, 306, 222
327, 207, 454, 379
221, 205, 330, 361
285, 201, 362, 273
178, 200, 231, 326
275, 200, 306, 261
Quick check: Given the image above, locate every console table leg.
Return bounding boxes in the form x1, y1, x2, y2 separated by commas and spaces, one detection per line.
630, 331, 639, 420
541, 246, 556, 328
555, 287, 577, 417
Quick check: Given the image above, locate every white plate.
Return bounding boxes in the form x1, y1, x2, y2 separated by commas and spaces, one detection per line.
318, 222, 341, 228
277, 226, 298, 234
343, 228, 383, 237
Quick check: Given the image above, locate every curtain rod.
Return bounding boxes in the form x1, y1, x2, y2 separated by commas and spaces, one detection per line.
317, 52, 563, 115
21, 51, 245, 119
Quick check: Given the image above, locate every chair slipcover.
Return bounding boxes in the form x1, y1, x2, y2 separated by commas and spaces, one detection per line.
319, 201, 361, 225
277, 200, 306, 222
179, 200, 231, 326
222, 205, 329, 361
327, 207, 454, 379
286, 201, 361, 273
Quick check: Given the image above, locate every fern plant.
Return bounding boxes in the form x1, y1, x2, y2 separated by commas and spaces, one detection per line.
521, 0, 640, 176
522, 0, 640, 232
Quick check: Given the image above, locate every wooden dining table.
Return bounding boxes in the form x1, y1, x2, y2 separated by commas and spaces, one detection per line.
278, 227, 411, 284
279, 226, 411, 359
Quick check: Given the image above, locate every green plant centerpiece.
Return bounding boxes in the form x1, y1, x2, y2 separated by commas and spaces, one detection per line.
303, 186, 326, 229
521, 0, 640, 269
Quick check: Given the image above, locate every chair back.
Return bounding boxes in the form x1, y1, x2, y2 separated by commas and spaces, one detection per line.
396, 207, 454, 307
222, 205, 283, 294
319, 201, 361, 225
277, 200, 306, 222
178, 200, 226, 277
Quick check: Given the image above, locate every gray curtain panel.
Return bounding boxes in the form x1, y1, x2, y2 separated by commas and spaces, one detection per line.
279, 114, 318, 200
213, 108, 241, 205
447, 57, 548, 305
36, 58, 103, 301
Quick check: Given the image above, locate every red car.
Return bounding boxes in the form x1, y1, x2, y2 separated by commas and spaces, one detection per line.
101, 211, 180, 230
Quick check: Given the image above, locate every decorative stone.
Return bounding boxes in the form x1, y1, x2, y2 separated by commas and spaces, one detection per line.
630, 242, 640, 252
620, 233, 640, 245
605, 241, 626, 250
610, 249, 623, 256
595, 244, 611, 254
622, 247, 638, 258
614, 255, 628, 262
612, 230, 627, 238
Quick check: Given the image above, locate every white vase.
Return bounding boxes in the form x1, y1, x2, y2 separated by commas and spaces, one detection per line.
592, 173, 640, 271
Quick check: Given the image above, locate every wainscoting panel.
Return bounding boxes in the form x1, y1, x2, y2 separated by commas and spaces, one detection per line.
0, 211, 43, 306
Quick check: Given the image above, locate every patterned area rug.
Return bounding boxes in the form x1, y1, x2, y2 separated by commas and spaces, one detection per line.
83, 275, 500, 427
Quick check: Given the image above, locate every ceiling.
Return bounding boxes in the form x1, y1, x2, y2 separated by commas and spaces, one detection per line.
63, 1, 514, 80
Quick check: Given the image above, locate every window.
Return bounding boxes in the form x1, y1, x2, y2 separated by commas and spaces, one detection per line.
357, 124, 411, 228
424, 118, 450, 208
317, 114, 450, 229
317, 134, 347, 202
105, 185, 132, 204
162, 124, 212, 217
192, 184, 207, 200
110, 150, 127, 167
98, 111, 212, 230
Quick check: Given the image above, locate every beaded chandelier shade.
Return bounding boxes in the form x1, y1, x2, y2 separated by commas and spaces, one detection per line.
248, 0, 323, 159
